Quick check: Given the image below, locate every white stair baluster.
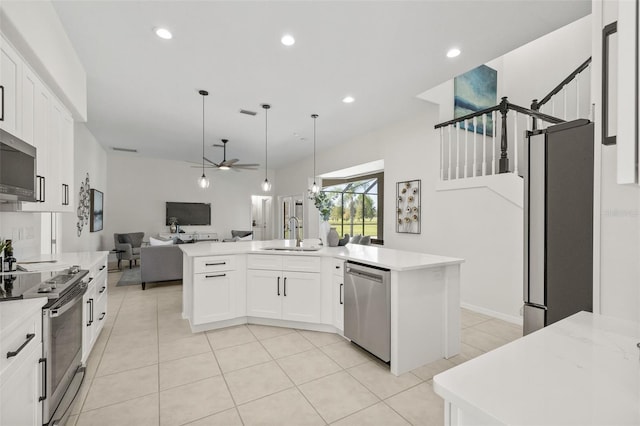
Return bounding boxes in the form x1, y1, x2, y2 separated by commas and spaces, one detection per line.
440, 127, 444, 181
448, 126, 452, 180
563, 86, 567, 120
473, 117, 477, 177
456, 124, 460, 179
576, 74, 580, 120
464, 120, 468, 178
513, 112, 519, 176
482, 114, 487, 176
492, 111, 497, 175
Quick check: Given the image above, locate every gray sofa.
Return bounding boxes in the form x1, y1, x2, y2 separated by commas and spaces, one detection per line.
140, 245, 183, 290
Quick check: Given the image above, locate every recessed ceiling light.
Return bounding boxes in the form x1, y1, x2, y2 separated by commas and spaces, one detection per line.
447, 48, 461, 58
154, 27, 173, 40
281, 34, 295, 46
342, 96, 355, 104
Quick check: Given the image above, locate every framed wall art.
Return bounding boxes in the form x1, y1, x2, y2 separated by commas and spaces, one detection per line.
454, 64, 497, 135
396, 179, 420, 234
90, 189, 104, 232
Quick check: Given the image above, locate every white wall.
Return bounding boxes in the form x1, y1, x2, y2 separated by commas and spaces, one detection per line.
105, 154, 274, 244
0, 212, 41, 260
59, 123, 108, 252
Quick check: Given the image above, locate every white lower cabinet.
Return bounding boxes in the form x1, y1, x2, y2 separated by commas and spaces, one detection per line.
0, 340, 43, 426
247, 255, 321, 324
192, 255, 244, 325
82, 262, 108, 362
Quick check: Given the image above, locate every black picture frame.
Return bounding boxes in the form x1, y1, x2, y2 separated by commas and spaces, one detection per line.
90, 189, 103, 232
602, 21, 618, 146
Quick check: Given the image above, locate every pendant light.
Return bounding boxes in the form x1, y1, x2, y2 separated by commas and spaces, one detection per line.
310, 114, 320, 194
197, 90, 210, 189
261, 104, 272, 192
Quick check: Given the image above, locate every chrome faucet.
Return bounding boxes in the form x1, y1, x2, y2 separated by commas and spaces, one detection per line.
288, 216, 302, 247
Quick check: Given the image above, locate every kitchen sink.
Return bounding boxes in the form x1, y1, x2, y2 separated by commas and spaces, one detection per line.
260, 246, 321, 252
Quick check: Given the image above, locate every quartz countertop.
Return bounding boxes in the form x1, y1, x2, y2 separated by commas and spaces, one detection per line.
178, 240, 463, 271
15, 251, 109, 273
433, 311, 640, 425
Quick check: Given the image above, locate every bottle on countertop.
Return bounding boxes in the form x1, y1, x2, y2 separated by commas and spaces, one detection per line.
3, 240, 17, 272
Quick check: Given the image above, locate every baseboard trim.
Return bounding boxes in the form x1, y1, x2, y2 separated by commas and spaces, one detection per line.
461, 302, 523, 325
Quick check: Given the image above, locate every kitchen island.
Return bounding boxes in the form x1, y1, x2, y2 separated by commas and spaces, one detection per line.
179, 240, 464, 375
433, 311, 640, 425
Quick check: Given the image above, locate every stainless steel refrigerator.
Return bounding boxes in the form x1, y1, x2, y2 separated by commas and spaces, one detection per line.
523, 119, 594, 335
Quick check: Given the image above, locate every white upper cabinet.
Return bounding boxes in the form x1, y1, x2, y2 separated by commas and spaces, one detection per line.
0, 34, 22, 137
1, 33, 75, 212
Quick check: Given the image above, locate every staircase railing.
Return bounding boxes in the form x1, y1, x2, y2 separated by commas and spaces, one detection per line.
435, 97, 563, 180
435, 57, 591, 181
531, 57, 592, 128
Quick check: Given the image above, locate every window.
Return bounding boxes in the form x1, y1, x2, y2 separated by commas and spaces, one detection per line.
322, 172, 383, 244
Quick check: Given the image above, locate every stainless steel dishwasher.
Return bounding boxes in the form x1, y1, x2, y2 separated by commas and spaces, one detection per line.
344, 261, 391, 362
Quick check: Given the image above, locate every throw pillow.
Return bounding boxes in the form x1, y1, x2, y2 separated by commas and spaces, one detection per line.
350, 235, 362, 244
149, 236, 173, 246
231, 230, 253, 238
359, 236, 371, 245
238, 234, 253, 241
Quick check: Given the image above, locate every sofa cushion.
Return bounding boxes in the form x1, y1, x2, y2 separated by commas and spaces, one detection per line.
231, 230, 252, 238
350, 235, 362, 244
150, 236, 174, 246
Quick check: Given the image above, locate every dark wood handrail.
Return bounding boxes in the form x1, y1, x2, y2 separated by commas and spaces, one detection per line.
434, 104, 502, 129
506, 103, 565, 124
532, 57, 592, 110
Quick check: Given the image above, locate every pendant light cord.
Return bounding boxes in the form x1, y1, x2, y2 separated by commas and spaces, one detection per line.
202, 94, 205, 174
312, 114, 318, 183
265, 107, 268, 180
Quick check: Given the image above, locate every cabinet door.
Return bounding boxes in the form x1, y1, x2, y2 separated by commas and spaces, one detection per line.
246, 269, 282, 319
59, 111, 74, 211
82, 283, 97, 362
193, 270, 236, 324
282, 272, 321, 323
0, 343, 43, 426
48, 98, 64, 208
332, 275, 344, 331
0, 35, 22, 136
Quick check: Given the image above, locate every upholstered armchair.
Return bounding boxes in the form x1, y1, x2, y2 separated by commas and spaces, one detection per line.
113, 232, 144, 269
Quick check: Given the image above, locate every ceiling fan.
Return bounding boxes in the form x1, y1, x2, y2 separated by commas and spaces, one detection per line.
195, 139, 260, 171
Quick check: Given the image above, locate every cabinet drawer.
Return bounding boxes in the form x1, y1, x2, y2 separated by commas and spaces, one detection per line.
194, 256, 235, 273
332, 258, 345, 277
247, 254, 283, 271
283, 255, 321, 273
0, 311, 41, 378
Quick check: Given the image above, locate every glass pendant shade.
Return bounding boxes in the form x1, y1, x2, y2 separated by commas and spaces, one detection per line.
310, 181, 319, 193
261, 178, 272, 192
198, 174, 210, 189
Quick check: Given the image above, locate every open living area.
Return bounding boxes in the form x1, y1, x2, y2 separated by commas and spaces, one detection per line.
1, 1, 639, 425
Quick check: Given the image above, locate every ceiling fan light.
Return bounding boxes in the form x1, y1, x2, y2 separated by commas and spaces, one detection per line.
198, 174, 210, 189
219, 165, 230, 171
261, 178, 272, 192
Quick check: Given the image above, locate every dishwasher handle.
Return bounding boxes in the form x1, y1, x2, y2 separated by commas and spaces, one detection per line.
345, 266, 385, 283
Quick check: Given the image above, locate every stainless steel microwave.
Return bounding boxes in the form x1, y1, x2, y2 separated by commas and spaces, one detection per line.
0, 127, 37, 202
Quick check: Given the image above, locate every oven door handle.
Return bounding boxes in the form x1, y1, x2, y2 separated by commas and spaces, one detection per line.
39, 357, 47, 402
48, 287, 88, 318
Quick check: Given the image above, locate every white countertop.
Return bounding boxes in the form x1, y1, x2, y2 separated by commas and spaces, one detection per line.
15, 251, 109, 273
0, 298, 47, 338
433, 312, 640, 425
178, 240, 463, 271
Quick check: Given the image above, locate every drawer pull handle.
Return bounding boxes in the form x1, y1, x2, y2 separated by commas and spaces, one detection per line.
99, 265, 106, 271
205, 262, 226, 266
99, 286, 106, 294
99, 313, 106, 321
205, 273, 226, 278
340, 283, 344, 305
39, 357, 47, 401
277, 276, 280, 296
335, 265, 340, 269
283, 277, 287, 297
7, 333, 36, 359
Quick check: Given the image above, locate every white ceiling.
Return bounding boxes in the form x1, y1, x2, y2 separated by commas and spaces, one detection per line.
51, 0, 590, 170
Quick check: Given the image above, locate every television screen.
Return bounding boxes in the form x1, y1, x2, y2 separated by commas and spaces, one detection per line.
166, 202, 211, 226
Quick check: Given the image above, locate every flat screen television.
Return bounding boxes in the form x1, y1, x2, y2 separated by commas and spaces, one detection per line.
166, 202, 211, 226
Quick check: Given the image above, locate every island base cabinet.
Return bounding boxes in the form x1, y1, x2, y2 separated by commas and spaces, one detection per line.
193, 270, 238, 324
246, 270, 281, 319
0, 341, 43, 426
246, 269, 321, 324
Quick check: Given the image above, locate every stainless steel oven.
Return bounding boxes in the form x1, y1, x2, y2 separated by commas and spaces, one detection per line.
41, 282, 87, 425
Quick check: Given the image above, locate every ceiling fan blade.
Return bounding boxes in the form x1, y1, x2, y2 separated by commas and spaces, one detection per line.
213, 144, 225, 148
203, 156, 219, 166
226, 158, 240, 165
234, 163, 260, 167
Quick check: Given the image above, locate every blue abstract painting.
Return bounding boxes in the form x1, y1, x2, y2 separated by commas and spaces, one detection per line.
454, 65, 497, 135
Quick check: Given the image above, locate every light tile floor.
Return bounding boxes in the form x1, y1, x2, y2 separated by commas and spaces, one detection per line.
67, 269, 522, 426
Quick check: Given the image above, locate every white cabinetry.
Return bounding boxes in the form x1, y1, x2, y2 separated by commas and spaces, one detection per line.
0, 34, 22, 136
82, 258, 108, 362
247, 255, 321, 324
0, 300, 46, 426
331, 258, 345, 331
0, 34, 74, 211
192, 255, 245, 325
